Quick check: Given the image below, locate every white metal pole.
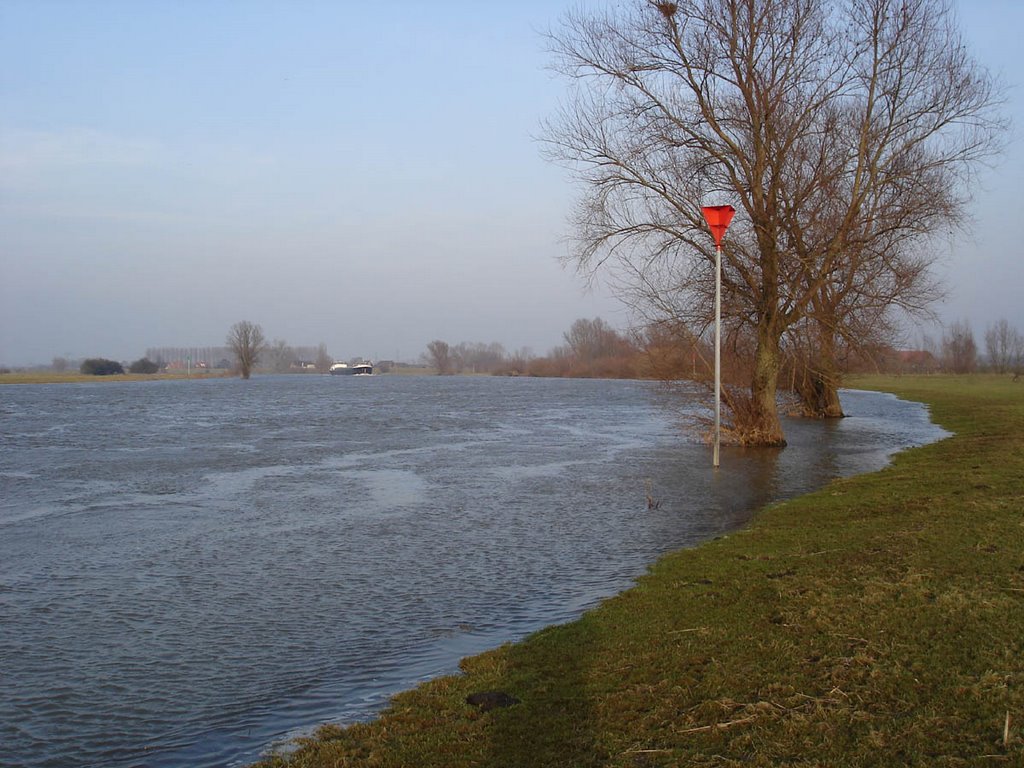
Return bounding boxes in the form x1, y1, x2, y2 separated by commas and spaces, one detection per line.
714, 243, 721, 468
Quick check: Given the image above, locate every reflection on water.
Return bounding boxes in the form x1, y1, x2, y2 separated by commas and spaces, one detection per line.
0, 377, 946, 768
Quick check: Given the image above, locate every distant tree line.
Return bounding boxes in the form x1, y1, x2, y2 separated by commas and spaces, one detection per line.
129, 357, 160, 374
224, 321, 341, 378
47, 314, 1024, 384
80, 358, 124, 375
76, 357, 162, 375
422, 315, 1024, 383
144, 347, 235, 370
931, 318, 1023, 375
424, 318, 646, 379
57, 325, 339, 380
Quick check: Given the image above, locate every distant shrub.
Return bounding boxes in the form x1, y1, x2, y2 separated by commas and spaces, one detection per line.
128, 357, 160, 374
80, 358, 125, 376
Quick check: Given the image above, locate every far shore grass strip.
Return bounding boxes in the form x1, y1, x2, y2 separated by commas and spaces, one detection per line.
0, 371, 230, 385
251, 374, 1023, 767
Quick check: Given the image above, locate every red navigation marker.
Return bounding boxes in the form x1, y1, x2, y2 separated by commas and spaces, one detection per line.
701, 205, 735, 248
701, 203, 735, 469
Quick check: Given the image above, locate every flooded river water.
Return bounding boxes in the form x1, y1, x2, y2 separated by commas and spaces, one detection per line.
0, 375, 947, 767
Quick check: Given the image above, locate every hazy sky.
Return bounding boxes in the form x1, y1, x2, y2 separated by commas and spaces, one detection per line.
1, 0, 1021, 366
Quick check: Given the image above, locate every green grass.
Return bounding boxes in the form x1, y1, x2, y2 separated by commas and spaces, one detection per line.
255, 374, 1024, 767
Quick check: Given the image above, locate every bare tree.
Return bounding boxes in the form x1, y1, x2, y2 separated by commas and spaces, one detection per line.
315, 343, 333, 374
263, 339, 297, 374
789, 234, 941, 418
942, 319, 978, 374
638, 319, 706, 381
984, 319, 1023, 373
544, 0, 1004, 444
227, 321, 266, 379
563, 317, 623, 363
425, 340, 454, 375
452, 342, 508, 374
505, 346, 535, 375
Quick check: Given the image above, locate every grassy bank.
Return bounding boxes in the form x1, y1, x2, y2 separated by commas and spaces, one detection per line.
256, 375, 1023, 767
0, 371, 228, 385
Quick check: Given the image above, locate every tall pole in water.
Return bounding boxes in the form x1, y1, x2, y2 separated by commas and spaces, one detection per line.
714, 240, 721, 467
700, 205, 736, 468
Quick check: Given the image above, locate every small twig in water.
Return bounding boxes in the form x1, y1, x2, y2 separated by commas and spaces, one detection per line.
644, 478, 662, 510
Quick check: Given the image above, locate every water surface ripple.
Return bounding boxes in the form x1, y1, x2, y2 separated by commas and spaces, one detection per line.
0, 376, 946, 767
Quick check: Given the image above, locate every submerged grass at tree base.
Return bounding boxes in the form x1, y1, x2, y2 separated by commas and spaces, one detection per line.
254, 375, 1024, 768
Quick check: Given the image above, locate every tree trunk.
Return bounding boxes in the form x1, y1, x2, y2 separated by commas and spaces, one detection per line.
748, 323, 787, 446
795, 330, 845, 419
796, 367, 844, 418
813, 362, 844, 419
